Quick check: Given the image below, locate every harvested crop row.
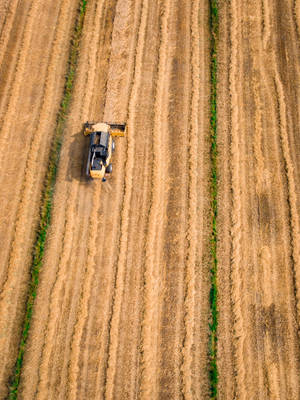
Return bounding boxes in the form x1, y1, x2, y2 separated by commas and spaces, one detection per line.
217, 0, 300, 398
104, 0, 151, 398
0, 0, 79, 397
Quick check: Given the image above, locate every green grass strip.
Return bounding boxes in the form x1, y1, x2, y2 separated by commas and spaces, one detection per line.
8, 1, 88, 398
209, 0, 219, 398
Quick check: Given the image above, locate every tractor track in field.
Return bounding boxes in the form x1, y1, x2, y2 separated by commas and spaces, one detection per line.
0, 0, 13, 36
182, 0, 210, 397
218, 0, 300, 398
227, 1, 248, 397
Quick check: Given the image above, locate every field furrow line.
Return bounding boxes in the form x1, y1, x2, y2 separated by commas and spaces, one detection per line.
0, 0, 25, 129
237, 35, 262, 393
293, 0, 300, 40
35, 186, 80, 400
260, 246, 282, 397
0, 0, 34, 136
234, 8, 267, 392
84, 155, 127, 399
92, 154, 127, 400
274, 70, 300, 329
67, 184, 102, 400
216, 1, 236, 397
252, 75, 265, 192
181, 0, 211, 394
0, 0, 11, 33
157, 1, 191, 395
180, 0, 199, 398
281, 1, 300, 193
251, 70, 271, 395
0, 0, 42, 167
139, 0, 174, 398
116, 138, 153, 398
0, 0, 20, 66
157, 1, 192, 398
228, 0, 248, 397
103, 1, 149, 398
0, 0, 10, 33
119, 0, 144, 122
261, 0, 271, 49
193, 1, 211, 397
50, 211, 90, 400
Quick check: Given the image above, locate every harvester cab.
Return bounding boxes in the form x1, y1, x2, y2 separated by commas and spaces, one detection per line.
84, 122, 126, 181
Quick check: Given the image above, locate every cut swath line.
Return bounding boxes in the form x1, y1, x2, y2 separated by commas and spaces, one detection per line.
209, 0, 219, 398
7, 1, 88, 398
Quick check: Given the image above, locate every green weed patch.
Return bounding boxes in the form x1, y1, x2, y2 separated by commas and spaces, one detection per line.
209, 0, 219, 398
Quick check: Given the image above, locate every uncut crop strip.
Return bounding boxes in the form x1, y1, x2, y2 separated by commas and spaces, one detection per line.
8, 1, 87, 398
209, 0, 219, 398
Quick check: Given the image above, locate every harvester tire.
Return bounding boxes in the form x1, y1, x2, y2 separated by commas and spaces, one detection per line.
106, 163, 113, 173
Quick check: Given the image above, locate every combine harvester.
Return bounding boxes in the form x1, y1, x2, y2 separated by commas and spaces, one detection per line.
84, 121, 126, 181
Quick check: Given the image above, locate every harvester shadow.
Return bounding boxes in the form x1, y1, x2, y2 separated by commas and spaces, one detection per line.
66, 129, 91, 185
